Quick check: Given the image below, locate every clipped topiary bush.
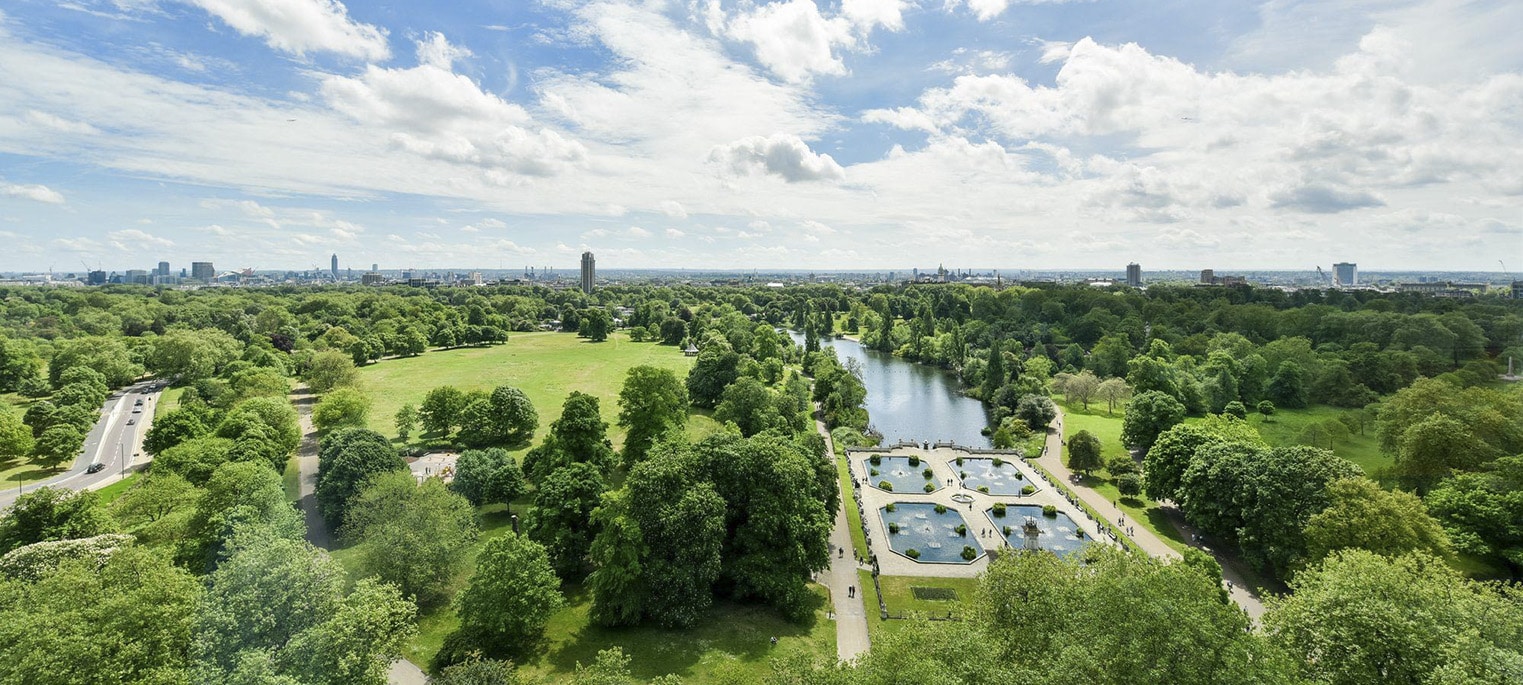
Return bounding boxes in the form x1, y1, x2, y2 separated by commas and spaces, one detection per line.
879, 481, 893, 491
906, 548, 921, 559
885, 503, 896, 512
992, 502, 1006, 517
1042, 504, 1058, 517
1002, 525, 1012, 536
922, 468, 933, 479
993, 457, 1004, 466
978, 485, 989, 494
934, 503, 947, 514
955, 457, 964, 466
923, 483, 935, 493
959, 471, 967, 479
1021, 485, 1036, 495
908, 455, 920, 466
888, 522, 900, 534
961, 545, 977, 561
870, 468, 880, 476
869, 455, 882, 465
955, 524, 967, 537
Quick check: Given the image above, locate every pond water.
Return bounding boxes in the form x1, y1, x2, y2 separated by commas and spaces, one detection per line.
792, 332, 991, 447
865, 455, 941, 494
879, 502, 983, 563
955, 457, 1027, 496
987, 504, 1089, 559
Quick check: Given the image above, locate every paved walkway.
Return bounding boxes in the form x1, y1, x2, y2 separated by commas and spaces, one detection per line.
1036, 407, 1266, 619
815, 415, 870, 662
291, 386, 425, 680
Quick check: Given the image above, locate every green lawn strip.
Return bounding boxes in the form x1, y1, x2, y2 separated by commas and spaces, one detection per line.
93, 473, 139, 505
356, 331, 717, 457
1055, 400, 1128, 460
1080, 476, 1189, 555
1234, 406, 1389, 475
836, 452, 869, 561
282, 455, 300, 503
875, 575, 978, 619
155, 386, 184, 418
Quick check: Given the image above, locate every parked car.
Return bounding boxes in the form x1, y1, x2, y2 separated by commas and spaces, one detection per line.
86, 462, 105, 474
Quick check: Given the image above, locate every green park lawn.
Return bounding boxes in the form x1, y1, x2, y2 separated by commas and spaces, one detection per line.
861, 573, 980, 640
356, 331, 719, 454
1237, 406, 1389, 475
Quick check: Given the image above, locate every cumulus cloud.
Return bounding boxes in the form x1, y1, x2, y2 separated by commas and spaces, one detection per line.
321, 33, 586, 175
1, 182, 65, 204
183, 0, 389, 60
627, 226, 652, 238
1270, 183, 1386, 214
710, 133, 845, 182
725, 0, 854, 83
665, 227, 685, 238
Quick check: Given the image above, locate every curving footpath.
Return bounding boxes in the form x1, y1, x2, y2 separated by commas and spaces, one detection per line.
291, 386, 426, 684
1035, 407, 1266, 619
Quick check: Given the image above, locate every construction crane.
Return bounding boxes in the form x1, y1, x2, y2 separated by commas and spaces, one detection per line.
1315, 266, 1331, 288
1502, 259, 1512, 279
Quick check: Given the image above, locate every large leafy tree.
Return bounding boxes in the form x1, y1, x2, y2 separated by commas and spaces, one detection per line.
1302, 478, 1452, 564
151, 436, 236, 485
0, 546, 202, 685
0, 408, 34, 464
316, 431, 407, 529
685, 342, 740, 409
1014, 394, 1057, 431
302, 350, 359, 394
1120, 390, 1186, 453
457, 386, 537, 448
312, 387, 372, 432
1426, 455, 1523, 574
712, 376, 781, 437
1265, 550, 1523, 685
975, 547, 1295, 685
147, 327, 244, 383
1143, 417, 1263, 502
523, 391, 616, 483
616, 365, 688, 464
343, 472, 479, 607
419, 386, 468, 437
1393, 412, 1499, 494
525, 462, 606, 581
195, 534, 415, 685
179, 461, 303, 572
0, 487, 114, 555
1066, 430, 1104, 475
1265, 361, 1308, 409
450, 533, 563, 660
450, 448, 527, 508
142, 406, 212, 455
32, 424, 85, 471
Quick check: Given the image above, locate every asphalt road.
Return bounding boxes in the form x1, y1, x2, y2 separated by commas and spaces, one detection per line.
0, 380, 162, 510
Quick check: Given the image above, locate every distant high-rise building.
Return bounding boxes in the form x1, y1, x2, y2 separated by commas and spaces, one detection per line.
371, 263, 378, 272
1200, 269, 1214, 284
157, 261, 170, 277
191, 262, 215, 281
87, 270, 107, 285
331, 254, 339, 280
1126, 263, 1142, 287
580, 251, 596, 294
124, 269, 149, 284
1334, 262, 1357, 286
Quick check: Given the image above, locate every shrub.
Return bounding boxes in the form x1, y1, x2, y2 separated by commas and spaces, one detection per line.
1075, 529, 1085, 538
934, 504, 947, 514
992, 503, 1007, 517
1002, 525, 1012, 536
955, 457, 964, 466
1042, 505, 1058, 517
922, 468, 933, 479
888, 522, 900, 534
908, 455, 920, 466
869, 455, 881, 465
961, 545, 977, 561
959, 471, 967, 479
993, 457, 1004, 466
1021, 485, 1036, 495
879, 481, 893, 491
923, 483, 935, 493
885, 503, 896, 512
978, 485, 989, 494
870, 468, 879, 476
955, 524, 967, 537
905, 548, 920, 559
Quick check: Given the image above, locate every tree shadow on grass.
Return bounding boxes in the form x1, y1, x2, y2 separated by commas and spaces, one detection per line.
543, 589, 822, 681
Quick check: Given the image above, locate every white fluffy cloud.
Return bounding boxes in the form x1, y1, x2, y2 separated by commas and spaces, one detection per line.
725, 0, 854, 83
710, 133, 845, 182
321, 33, 587, 175
1, 182, 65, 204
184, 0, 388, 60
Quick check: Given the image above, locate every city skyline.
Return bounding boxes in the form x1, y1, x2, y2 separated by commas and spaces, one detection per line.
0, 1, 1519, 271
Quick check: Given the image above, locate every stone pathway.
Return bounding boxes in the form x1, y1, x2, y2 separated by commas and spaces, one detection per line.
815, 415, 871, 662
1035, 407, 1266, 619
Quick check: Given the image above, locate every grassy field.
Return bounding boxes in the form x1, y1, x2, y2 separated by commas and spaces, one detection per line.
860, 573, 981, 640
93, 473, 139, 505
836, 452, 869, 561
356, 331, 719, 454
282, 455, 300, 503
1237, 406, 1389, 475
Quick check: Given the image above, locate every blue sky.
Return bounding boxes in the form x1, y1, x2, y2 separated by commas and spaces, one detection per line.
0, 0, 1519, 272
